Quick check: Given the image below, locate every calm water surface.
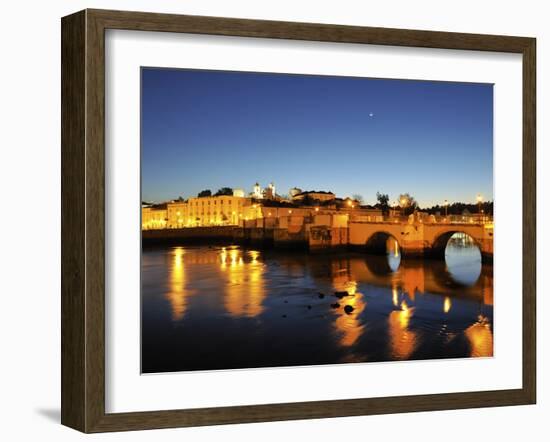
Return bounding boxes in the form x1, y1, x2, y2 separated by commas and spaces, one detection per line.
142, 235, 493, 373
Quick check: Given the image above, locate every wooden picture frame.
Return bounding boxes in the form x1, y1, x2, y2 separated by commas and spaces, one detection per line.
61, 8, 536, 433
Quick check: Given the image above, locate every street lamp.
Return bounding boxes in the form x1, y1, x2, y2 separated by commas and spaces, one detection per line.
400, 197, 408, 219
476, 194, 483, 223
443, 199, 449, 220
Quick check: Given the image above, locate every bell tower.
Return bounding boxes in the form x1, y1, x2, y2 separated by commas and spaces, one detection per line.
253, 182, 263, 199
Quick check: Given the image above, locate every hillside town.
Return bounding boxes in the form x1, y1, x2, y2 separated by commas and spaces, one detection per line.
142, 182, 383, 230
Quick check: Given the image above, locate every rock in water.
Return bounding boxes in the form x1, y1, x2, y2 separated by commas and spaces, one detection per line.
334, 291, 349, 299
344, 305, 354, 315
318, 292, 325, 299
330, 303, 340, 309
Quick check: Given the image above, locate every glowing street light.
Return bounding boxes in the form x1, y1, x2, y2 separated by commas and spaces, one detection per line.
476, 194, 483, 223
443, 199, 449, 218
399, 196, 409, 219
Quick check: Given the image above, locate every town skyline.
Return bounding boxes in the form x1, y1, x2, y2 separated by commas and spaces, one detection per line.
142, 180, 493, 211
142, 68, 494, 207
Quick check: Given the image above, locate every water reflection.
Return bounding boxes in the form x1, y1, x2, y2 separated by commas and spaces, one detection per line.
443, 296, 452, 314
332, 280, 367, 348
165, 247, 187, 320
388, 300, 417, 360
142, 237, 493, 373
220, 247, 265, 317
388, 238, 401, 271
465, 315, 494, 357
445, 232, 482, 286
396, 266, 425, 301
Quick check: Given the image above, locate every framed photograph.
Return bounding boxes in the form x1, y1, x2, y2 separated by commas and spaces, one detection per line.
61, 9, 536, 433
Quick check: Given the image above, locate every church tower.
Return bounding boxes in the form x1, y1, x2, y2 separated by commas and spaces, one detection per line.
253, 182, 263, 199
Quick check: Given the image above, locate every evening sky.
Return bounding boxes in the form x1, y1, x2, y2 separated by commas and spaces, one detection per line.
141, 68, 493, 207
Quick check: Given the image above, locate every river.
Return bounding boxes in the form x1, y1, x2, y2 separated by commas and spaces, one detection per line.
142, 233, 493, 373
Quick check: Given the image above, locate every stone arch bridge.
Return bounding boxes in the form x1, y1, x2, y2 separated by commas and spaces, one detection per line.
348, 221, 493, 262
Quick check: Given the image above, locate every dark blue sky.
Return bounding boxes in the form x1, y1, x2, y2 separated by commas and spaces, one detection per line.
141, 68, 493, 207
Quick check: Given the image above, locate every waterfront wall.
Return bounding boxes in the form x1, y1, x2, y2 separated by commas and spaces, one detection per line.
142, 226, 239, 245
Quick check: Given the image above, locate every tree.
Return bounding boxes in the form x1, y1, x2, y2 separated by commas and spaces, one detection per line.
197, 189, 212, 197
352, 194, 364, 205
376, 191, 390, 217
424, 201, 493, 217
214, 187, 233, 196
398, 193, 418, 216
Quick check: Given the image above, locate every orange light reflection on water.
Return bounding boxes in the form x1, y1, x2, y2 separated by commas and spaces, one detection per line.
388, 300, 417, 359
165, 247, 187, 320
220, 248, 265, 318
465, 315, 493, 357
443, 296, 452, 313
330, 264, 367, 348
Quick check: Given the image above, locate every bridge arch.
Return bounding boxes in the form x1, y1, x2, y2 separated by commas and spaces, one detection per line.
365, 231, 401, 256
430, 230, 482, 260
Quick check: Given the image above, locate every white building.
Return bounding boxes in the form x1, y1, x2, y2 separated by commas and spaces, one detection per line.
252, 182, 263, 199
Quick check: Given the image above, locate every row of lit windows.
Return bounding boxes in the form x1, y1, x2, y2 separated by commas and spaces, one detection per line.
187, 209, 239, 215
164, 200, 245, 212
189, 200, 243, 206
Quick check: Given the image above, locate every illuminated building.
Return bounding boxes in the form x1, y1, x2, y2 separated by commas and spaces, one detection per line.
142, 204, 167, 230
186, 195, 251, 226
288, 187, 302, 198
262, 182, 275, 199
141, 183, 384, 230
166, 201, 187, 228
251, 181, 279, 200
252, 182, 263, 199
292, 190, 336, 202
